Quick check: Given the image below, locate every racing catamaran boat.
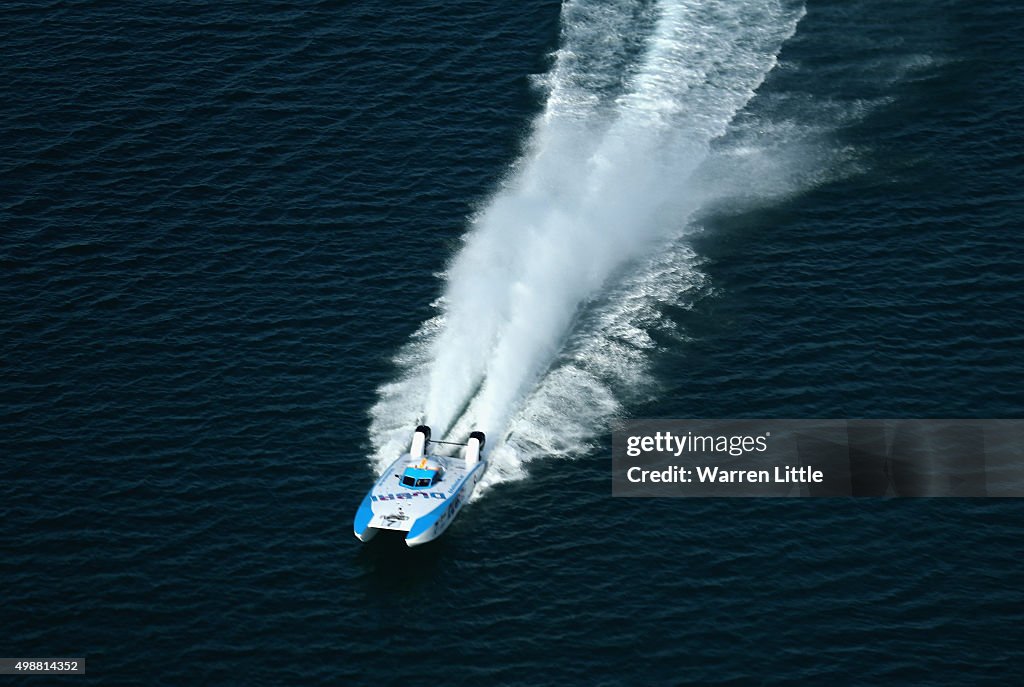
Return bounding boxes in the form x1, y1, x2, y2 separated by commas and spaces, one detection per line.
353, 425, 486, 547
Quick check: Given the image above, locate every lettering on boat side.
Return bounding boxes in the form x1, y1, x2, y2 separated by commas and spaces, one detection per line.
372, 492, 447, 501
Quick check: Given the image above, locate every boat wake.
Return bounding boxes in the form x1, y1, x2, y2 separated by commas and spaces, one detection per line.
368, 0, 917, 495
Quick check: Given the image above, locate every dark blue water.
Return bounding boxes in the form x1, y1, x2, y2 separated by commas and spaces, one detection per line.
3, 1, 1022, 684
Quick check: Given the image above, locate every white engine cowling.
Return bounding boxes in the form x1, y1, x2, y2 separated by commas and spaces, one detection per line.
465, 431, 486, 467
410, 425, 431, 459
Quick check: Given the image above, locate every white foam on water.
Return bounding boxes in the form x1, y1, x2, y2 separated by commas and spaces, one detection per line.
366, 0, 881, 492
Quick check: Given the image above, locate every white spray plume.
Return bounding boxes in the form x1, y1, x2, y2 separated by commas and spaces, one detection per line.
426, 0, 806, 437
368, 0, 839, 490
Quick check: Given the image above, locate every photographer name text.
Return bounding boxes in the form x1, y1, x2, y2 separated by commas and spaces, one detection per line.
627, 465, 823, 484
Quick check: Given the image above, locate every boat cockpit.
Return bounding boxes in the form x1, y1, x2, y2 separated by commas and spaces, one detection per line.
400, 458, 443, 489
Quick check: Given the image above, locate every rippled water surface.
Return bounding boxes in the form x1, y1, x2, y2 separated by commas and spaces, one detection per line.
2, 0, 1023, 684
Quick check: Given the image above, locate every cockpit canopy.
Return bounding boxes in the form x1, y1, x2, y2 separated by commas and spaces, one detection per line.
400, 460, 443, 489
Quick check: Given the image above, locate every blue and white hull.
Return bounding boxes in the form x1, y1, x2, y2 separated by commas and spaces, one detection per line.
354, 426, 486, 547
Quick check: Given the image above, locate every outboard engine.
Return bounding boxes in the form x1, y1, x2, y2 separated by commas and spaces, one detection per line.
465, 431, 486, 467
410, 425, 431, 459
